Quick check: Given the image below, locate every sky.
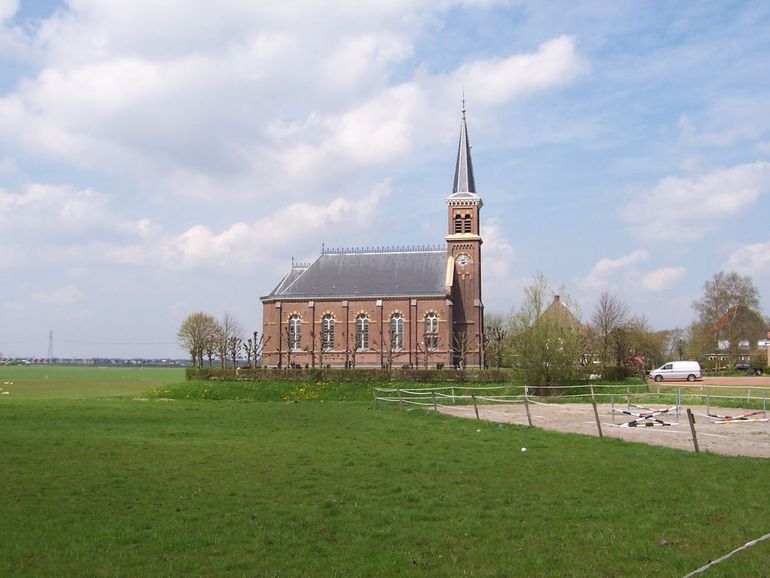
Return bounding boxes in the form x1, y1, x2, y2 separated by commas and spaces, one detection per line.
1, 0, 770, 359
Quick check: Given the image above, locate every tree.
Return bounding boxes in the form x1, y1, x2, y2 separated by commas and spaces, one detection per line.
590, 291, 629, 367
452, 330, 476, 373
509, 273, 583, 393
691, 272, 764, 363
484, 312, 508, 371
177, 312, 219, 367
217, 312, 242, 368
242, 330, 269, 369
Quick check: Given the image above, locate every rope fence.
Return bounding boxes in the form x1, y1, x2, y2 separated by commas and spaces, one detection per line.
373, 383, 769, 452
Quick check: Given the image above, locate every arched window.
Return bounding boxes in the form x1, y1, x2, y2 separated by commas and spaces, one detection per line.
390, 314, 404, 350
424, 313, 439, 350
288, 315, 302, 351
463, 213, 472, 233
355, 314, 369, 351
454, 214, 463, 233
321, 314, 335, 350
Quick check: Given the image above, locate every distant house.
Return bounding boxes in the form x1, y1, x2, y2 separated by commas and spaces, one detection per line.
538, 295, 581, 331
705, 304, 766, 364
260, 108, 485, 369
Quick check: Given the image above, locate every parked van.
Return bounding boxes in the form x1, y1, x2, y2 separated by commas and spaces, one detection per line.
649, 361, 703, 382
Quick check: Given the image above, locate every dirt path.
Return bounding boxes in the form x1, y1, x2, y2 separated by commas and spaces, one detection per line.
438, 402, 770, 459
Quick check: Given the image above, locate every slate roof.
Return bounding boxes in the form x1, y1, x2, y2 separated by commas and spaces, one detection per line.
262, 249, 448, 301
452, 107, 476, 194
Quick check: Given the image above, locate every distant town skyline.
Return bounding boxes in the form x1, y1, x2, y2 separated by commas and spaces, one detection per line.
1, 1, 769, 359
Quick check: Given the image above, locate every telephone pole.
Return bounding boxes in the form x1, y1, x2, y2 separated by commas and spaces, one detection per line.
47, 330, 53, 363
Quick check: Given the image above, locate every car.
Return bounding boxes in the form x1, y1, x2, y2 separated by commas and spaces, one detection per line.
649, 360, 703, 382
735, 363, 765, 375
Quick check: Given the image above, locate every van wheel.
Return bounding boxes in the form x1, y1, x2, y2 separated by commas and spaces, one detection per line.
654, 375, 663, 382
687, 374, 695, 382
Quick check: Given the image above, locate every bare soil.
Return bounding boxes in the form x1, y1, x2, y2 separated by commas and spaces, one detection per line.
438, 401, 770, 459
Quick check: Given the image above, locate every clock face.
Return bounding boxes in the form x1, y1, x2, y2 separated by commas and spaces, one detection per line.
456, 254, 471, 268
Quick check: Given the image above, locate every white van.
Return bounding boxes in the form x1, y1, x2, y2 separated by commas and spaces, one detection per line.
649, 361, 703, 382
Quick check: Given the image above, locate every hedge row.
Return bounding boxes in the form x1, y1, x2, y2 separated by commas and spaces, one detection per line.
185, 367, 510, 384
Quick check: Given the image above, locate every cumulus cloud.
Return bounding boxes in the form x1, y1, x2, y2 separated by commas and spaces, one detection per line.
579, 250, 649, 289
620, 162, 770, 241
0, 183, 116, 240
0, 1, 587, 200
640, 267, 686, 292
450, 36, 589, 105
104, 181, 391, 270
725, 241, 770, 275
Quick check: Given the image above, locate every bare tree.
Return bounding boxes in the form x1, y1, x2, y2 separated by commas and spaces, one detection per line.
591, 291, 629, 367
452, 330, 475, 374
227, 335, 242, 368
217, 312, 243, 368
484, 312, 508, 371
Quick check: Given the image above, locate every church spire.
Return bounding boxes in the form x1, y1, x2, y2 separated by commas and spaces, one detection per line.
451, 101, 476, 194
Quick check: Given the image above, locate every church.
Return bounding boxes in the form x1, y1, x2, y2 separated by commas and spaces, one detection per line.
260, 107, 485, 369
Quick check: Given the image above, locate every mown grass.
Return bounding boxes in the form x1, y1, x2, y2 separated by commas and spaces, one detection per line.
0, 365, 184, 398
1, 395, 769, 577
1, 368, 768, 575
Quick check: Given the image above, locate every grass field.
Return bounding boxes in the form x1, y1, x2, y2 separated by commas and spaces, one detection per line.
1, 367, 769, 576
0, 365, 185, 398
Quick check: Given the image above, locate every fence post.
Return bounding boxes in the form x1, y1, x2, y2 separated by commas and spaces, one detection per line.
592, 401, 604, 438
747, 388, 752, 404
707, 393, 710, 418
686, 408, 700, 453
397, 388, 404, 412
451, 386, 456, 405
432, 390, 438, 412
523, 387, 533, 428
372, 387, 378, 409
626, 386, 631, 410
764, 389, 767, 419
471, 393, 480, 421
611, 393, 616, 424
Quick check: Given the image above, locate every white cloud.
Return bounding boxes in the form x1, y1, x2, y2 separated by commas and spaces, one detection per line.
640, 267, 686, 292
0, 0, 587, 201
579, 250, 649, 289
0, 0, 18, 22
450, 36, 589, 105
620, 162, 770, 241
0, 183, 113, 237
725, 241, 770, 275
105, 182, 391, 270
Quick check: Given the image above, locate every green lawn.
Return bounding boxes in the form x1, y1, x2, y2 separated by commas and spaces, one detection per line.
1, 393, 769, 576
0, 365, 184, 398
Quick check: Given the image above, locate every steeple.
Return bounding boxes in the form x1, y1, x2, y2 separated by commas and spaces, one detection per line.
451, 102, 476, 194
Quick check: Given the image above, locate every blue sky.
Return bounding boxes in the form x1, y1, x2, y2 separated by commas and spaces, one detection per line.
1, 0, 769, 358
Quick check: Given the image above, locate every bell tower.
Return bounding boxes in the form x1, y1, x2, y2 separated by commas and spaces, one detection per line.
446, 104, 484, 367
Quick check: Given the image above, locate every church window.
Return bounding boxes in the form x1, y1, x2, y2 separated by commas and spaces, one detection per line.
355, 314, 369, 351
454, 214, 463, 233
463, 213, 472, 233
424, 313, 439, 350
288, 315, 302, 351
390, 314, 404, 350
321, 314, 335, 350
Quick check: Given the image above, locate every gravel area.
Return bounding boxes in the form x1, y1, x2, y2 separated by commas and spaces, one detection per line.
438, 401, 770, 459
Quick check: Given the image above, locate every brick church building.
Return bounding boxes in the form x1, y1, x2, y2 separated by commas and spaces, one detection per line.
260, 108, 485, 369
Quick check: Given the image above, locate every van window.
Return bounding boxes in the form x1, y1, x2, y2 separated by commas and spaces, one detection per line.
663, 364, 672, 370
